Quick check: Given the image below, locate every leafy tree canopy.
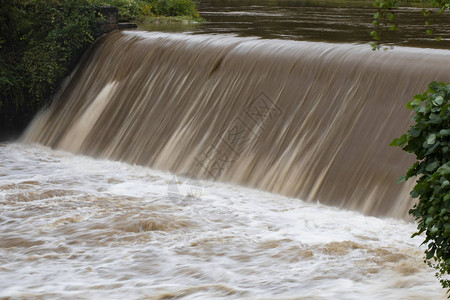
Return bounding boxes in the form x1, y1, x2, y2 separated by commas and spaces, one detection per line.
391, 82, 450, 293
0, 0, 200, 137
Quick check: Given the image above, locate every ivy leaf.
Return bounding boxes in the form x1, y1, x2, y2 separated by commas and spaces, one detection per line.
438, 164, 450, 175
427, 248, 436, 259
439, 129, 449, 136
427, 134, 437, 145
407, 99, 422, 109
396, 176, 406, 184
433, 96, 444, 106
429, 114, 442, 124
411, 190, 420, 198
410, 127, 421, 137
426, 161, 439, 172
390, 134, 407, 146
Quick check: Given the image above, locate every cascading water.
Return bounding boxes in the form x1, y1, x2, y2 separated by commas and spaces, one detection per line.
22, 30, 450, 218
3, 30, 450, 299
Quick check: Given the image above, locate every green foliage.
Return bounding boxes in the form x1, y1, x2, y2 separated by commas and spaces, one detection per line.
99, 0, 143, 21
391, 82, 450, 292
0, 0, 103, 133
0, 0, 200, 136
149, 0, 198, 17
21, 0, 102, 105
97, 0, 200, 22
371, 0, 450, 49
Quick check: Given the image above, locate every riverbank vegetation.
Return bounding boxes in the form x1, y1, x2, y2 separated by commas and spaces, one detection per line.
0, 0, 200, 139
391, 82, 450, 294
106, 0, 201, 22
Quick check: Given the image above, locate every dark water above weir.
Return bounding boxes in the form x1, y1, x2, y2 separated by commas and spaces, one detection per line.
141, 0, 450, 48
22, 31, 450, 218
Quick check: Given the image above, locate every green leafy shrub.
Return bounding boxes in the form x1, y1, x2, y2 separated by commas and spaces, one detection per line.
0, 0, 200, 137
0, 0, 103, 136
99, 0, 142, 21
150, 0, 198, 17
22, 0, 102, 104
96, 0, 200, 21
391, 81, 450, 291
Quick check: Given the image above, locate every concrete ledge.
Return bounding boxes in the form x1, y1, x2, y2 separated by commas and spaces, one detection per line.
100, 6, 118, 25
98, 6, 137, 33
118, 23, 138, 30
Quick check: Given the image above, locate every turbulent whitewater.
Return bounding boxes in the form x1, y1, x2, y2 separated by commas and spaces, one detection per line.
0, 143, 446, 299
23, 31, 450, 218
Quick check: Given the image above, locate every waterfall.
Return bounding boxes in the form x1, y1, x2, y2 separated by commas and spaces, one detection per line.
22, 30, 450, 218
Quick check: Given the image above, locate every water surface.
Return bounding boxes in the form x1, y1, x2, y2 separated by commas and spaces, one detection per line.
0, 143, 445, 299
141, 0, 450, 48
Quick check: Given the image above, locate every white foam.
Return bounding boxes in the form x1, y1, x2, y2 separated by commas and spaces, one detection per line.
0, 143, 445, 299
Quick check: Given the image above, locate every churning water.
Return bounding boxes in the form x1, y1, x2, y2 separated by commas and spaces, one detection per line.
0, 143, 446, 299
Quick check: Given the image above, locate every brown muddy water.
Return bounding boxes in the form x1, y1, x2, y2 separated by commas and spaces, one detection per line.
0, 143, 447, 298
142, 0, 450, 48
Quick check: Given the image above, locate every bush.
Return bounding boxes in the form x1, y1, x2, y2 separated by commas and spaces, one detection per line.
391, 81, 450, 291
0, 0, 103, 136
97, 0, 200, 21
151, 0, 198, 17
99, 0, 142, 21
0, 0, 200, 138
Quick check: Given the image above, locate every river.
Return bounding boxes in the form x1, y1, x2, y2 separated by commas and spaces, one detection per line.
1, 1, 449, 299
0, 143, 446, 298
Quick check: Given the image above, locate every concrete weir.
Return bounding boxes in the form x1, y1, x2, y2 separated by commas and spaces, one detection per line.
21, 31, 450, 219
99, 5, 137, 33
